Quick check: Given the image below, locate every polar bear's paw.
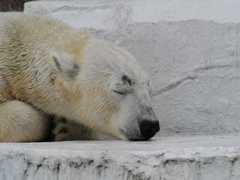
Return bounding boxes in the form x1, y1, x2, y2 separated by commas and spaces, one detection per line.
51, 117, 96, 141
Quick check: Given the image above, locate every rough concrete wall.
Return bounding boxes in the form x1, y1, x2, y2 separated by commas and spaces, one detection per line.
24, 0, 240, 136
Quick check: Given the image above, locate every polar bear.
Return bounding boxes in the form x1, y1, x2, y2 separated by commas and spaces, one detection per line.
0, 14, 159, 142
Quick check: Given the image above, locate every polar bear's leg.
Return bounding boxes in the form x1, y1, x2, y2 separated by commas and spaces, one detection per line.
51, 117, 95, 141
52, 117, 116, 141
0, 100, 50, 142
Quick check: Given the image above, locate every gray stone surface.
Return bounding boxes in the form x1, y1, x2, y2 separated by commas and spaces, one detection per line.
24, 0, 240, 136
1, 134, 240, 180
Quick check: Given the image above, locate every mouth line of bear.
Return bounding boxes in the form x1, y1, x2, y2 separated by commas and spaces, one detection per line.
119, 128, 144, 141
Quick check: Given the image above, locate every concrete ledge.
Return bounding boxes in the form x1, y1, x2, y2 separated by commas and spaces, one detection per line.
1, 135, 240, 180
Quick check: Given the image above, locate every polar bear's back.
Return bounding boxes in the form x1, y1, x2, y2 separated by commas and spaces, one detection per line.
0, 14, 89, 69
1, 14, 75, 47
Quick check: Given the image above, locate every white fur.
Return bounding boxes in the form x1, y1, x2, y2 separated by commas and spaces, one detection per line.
0, 15, 158, 141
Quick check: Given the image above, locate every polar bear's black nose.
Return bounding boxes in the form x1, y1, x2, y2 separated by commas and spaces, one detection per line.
139, 120, 160, 140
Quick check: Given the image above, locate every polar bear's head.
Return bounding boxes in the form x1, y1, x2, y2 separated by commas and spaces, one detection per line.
53, 38, 159, 140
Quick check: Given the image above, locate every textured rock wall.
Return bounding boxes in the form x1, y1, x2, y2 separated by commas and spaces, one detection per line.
24, 0, 240, 136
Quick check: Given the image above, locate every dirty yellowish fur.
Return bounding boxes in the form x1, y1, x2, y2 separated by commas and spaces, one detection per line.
0, 15, 90, 142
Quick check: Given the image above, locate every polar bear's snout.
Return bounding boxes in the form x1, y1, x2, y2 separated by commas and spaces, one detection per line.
120, 104, 160, 141
139, 120, 160, 140
138, 108, 160, 140
114, 83, 160, 141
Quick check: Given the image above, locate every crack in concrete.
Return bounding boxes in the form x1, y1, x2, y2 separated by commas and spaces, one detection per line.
193, 64, 235, 73
153, 75, 197, 96
153, 63, 235, 96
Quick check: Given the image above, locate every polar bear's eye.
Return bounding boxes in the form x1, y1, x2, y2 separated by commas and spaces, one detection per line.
112, 75, 133, 96
122, 75, 132, 86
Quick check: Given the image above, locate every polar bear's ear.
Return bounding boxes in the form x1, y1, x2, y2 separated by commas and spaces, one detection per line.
52, 53, 80, 79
